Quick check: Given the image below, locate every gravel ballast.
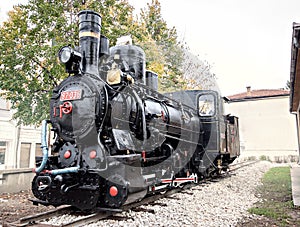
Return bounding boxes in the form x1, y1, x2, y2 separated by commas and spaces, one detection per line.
44, 161, 275, 226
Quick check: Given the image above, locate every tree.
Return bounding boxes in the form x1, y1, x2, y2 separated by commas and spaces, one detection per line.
0, 0, 216, 126
0, 0, 136, 125
0, 3, 65, 125
139, 0, 184, 92
181, 50, 218, 91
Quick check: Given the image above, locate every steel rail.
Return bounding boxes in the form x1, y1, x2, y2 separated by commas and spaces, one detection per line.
60, 187, 184, 227
229, 160, 260, 172
7, 205, 73, 227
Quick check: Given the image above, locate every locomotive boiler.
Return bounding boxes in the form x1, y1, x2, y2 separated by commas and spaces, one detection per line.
31, 10, 240, 211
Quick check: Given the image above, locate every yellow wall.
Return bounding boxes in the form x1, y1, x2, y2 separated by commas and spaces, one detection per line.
225, 95, 299, 161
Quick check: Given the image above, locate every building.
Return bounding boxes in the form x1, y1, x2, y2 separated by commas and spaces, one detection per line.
225, 86, 299, 162
0, 96, 42, 192
290, 22, 300, 158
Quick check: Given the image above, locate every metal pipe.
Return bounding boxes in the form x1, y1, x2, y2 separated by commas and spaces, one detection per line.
294, 113, 300, 164
34, 120, 49, 173
49, 166, 80, 175
132, 89, 147, 142
34, 120, 81, 175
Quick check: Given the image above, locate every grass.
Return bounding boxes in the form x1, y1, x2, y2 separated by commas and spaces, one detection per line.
248, 166, 300, 226
259, 155, 271, 161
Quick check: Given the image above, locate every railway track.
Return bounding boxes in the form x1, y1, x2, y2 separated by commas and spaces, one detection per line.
229, 160, 259, 172
7, 189, 183, 227
6, 205, 73, 227
6, 160, 259, 227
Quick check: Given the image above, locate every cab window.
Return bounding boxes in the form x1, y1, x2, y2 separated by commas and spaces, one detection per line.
198, 94, 215, 117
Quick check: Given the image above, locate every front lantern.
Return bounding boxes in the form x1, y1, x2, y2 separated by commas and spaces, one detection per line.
58, 46, 82, 74
58, 46, 72, 64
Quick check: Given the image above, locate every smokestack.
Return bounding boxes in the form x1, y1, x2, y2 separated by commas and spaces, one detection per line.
246, 86, 251, 96
78, 10, 101, 75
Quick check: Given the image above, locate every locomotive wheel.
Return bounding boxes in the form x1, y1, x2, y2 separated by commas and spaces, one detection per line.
103, 174, 128, 208
31, 175, 47, 201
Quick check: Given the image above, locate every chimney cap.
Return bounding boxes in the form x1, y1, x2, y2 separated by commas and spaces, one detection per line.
246, 86, 251, 96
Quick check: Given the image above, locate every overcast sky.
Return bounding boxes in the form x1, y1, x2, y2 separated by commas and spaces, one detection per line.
1, 0, 300, 96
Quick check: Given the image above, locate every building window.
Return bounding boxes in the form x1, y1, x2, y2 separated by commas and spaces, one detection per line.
20, 143, 31, 168
0, 141, 6, 165
35, 143, 42, 157
0, 97, 9, 110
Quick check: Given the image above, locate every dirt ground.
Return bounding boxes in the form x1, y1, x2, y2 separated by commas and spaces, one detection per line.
236, 205, 300, 227
236, 211, 300, 227
0, 190, 50, 225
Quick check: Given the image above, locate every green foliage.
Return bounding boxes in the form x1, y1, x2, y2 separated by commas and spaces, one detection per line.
0, 0, 216, 125
139, 0, 184, 92
85, 0, 137, 45
259, 155, 271, 161
0, 3, 66, 125
0, 0, 136, 125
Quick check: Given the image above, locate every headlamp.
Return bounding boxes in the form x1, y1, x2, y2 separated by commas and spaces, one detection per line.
58, 46, 72, 64
58, 46, 82, 74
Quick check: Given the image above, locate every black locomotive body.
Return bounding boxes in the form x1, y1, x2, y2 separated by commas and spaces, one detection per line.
31, 10, 240, 211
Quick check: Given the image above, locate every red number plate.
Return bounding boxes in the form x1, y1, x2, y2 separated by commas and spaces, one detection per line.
60, 90, 82, 101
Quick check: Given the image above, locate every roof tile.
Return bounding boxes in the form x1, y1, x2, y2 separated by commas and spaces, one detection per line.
228, 89, 289, 101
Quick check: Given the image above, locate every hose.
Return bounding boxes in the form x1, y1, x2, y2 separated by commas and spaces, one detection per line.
34, 120, 50, 173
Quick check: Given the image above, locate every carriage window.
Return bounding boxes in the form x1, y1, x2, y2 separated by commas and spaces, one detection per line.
198, 94, 215, 116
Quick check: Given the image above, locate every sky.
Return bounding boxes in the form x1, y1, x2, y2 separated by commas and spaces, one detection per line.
1, 0, 300, 96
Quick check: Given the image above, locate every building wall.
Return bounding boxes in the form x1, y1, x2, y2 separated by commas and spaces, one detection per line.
225, 95, 299, 161
0, 97, 42, 192
0, 115, 42, 170
290, 22, 300, 164
297, 104, 300, 151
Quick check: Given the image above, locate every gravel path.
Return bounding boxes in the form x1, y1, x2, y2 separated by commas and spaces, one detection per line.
44, 161, 274, 227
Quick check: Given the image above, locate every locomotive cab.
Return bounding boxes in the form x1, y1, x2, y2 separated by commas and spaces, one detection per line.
167, 90, 240, 174
196, 91, 240, 172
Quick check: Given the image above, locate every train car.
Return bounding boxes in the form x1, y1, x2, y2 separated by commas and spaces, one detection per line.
31, 10, 240, 211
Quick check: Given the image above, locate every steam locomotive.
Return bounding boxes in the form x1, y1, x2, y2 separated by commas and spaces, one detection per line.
31, 10, 240, 211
